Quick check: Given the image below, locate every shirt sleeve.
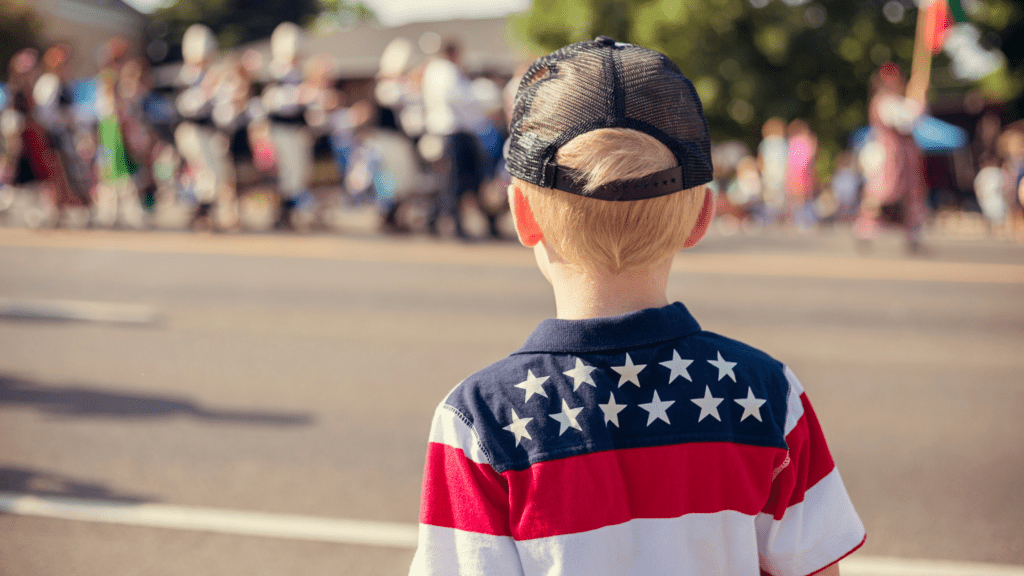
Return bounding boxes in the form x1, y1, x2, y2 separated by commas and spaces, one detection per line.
409, 401, 525, 576
756, 366, 866, 576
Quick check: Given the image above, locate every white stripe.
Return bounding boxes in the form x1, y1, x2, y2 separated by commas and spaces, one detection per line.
514, 511, 762, 576
429, 403, 490, 465
756, 468, 866, 576
410, 524, 523, 576
782, 365, 806, 436
0, 491, 417, 548
2, 491, 1021, 576
0, 298, 158, 324
842, 556, 1024, 576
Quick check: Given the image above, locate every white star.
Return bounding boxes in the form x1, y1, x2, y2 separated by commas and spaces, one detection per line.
691, 385, 724, 422
515, 370, 549, 401
659, 350, 694, 384
707, 351, 738, 382
735, 387, 767, 422
502, 409, 533, 446
549, 399, 584, 435
611, 353, 646, 388
598, 392, 627, 427
638, 390, 675, 426
563, 358, 598, 391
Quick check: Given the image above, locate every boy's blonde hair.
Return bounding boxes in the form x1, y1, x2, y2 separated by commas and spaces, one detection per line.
515, 128, 707, 275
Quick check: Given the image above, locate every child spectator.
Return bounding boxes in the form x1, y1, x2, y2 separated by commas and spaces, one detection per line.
830, 151, 862, 222
409, 37, 865, 576
725, 154, 764, 232
785, 118, 818, 229
758, 117, 788, 225
997, 126, 1024, 240
974, 154, 1006, 233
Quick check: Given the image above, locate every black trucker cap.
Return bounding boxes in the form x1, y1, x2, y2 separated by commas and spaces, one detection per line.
506, 36, 713, 202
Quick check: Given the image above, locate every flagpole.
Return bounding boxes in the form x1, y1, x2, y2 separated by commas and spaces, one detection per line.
907, 0, 935, 104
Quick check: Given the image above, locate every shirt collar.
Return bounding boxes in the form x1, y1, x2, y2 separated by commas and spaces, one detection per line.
515, 302, 702, 355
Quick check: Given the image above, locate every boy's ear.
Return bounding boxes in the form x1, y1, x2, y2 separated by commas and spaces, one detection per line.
509, 185, 544, 247
683, 186, 716, 248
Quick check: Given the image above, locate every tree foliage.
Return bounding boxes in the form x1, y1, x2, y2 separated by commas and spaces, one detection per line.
0, 0, 44, 82
512, 0, 1023, 167
153, 0, 375, 62
318, 0, 377, 27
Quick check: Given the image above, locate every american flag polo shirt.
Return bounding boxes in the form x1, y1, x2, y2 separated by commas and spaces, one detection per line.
410, 302, 865, 576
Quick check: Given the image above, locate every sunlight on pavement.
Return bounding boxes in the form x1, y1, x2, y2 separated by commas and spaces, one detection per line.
1, 229, 1022, 285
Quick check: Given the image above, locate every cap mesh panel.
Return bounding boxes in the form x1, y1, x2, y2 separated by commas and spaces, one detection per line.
507, 39, 713, 196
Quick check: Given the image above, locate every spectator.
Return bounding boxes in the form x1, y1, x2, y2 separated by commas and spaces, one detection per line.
34, 44, 92, 217
262, 22, 315, 231
174, 24, 237, 230
829, 150, 862, 222
421, 37, 494, 239
94, 70, 145, 229
757, 117, 787, 225
785, 118, 818, 230
854, 62, 928, 252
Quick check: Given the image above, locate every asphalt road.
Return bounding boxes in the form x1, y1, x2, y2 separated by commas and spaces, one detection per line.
0, 225, 1022, 576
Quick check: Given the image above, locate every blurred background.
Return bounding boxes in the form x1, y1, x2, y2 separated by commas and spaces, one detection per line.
0, 0, 1022, 575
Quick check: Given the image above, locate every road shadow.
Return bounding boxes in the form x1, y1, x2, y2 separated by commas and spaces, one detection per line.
0, 373, 314, 427
0, 466, 155, 503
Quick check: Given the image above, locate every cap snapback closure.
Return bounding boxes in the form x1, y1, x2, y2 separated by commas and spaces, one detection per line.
548, 164, 687, 201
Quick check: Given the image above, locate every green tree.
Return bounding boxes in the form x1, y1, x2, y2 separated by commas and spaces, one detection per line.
318, 0, 377, 27
0, 0, 43, 82
153, 0, 374, 62
512, 0, 1022, 171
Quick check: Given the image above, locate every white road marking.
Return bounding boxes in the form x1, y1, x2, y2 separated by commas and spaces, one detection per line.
2, 491, 1022, 575
0, 299, 158, 324
842, 556, 1024, 576
0, 491, 417, 548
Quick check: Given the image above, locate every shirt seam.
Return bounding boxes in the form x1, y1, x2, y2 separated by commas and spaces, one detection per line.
494, 432, 789, 473
441, 403, 497, 469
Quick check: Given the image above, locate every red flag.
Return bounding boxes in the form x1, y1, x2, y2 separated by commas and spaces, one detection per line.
925, 0, 953, 53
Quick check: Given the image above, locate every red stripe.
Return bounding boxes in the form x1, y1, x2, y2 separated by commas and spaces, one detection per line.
763, 393, 836, 520
420, 442, 512, 536
504, 442, 786, 540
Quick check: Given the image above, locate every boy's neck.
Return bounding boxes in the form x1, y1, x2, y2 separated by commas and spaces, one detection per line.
537, 244, 673, 320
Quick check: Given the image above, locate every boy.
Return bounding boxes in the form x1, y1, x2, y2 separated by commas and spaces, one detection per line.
409, 37, 865, 576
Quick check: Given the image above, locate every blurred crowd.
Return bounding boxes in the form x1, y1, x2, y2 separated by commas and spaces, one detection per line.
710, 61, 1024, 249
2, 25, 1023, 246
0, 23, 511, 237
712, 59, 1024, 247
